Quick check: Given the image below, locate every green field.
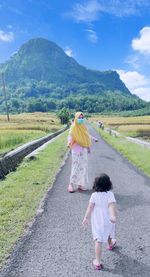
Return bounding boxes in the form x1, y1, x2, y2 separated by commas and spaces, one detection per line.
0, 112, 62, 155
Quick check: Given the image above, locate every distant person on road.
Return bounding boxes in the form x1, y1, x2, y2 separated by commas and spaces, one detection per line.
82, 173, 117, 270
67, 111, 98, 193
97, 121, 104, 129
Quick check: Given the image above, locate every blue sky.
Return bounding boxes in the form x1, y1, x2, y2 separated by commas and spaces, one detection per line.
0, 0, 150, 101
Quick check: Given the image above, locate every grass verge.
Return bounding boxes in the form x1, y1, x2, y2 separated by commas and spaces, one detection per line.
0, 130, 47, 155
0, 131, 68, 266
95, 127, 150, 177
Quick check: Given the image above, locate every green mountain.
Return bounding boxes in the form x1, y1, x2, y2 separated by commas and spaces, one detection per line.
1, 37, 130, 93
0, 38, 148, 113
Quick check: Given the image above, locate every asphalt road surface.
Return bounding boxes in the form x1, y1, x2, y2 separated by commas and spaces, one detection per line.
1, 126, 150, 277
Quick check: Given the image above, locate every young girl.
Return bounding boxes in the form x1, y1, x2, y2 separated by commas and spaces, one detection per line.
82, 173, 117, 270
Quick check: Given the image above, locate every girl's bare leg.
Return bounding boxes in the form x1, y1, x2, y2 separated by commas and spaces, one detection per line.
107, 236, 117, 250
94, 240, 102, 265
108, 235, 112, 246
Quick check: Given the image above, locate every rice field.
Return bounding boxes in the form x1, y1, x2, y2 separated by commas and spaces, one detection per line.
89, 115, 150, 140
117, 124, 150, 138
0, 112, 62, 155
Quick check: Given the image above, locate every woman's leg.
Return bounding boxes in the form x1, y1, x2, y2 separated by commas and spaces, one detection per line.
78, 149, 88, 189
68, 152, 80, 192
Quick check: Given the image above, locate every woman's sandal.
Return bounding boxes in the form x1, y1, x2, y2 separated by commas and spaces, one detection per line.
92, 260, 103, 270
67, 185, 76, 193
78, 185, 87, 191
107, 240, 116, 251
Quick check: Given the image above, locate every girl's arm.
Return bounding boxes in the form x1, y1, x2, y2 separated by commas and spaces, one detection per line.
82, 202, 95, 226
108, 202, 117, 223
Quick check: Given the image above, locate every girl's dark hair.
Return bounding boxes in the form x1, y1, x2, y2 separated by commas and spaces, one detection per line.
93, 173, 113, 192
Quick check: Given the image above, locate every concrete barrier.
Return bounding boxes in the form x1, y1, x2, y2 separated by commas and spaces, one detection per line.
0, 126, 68, 179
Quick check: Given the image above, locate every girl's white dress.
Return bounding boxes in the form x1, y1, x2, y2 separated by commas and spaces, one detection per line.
90, 191, 116, 243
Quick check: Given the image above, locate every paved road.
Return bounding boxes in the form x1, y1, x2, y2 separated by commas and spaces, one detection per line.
1, 126, 150, 277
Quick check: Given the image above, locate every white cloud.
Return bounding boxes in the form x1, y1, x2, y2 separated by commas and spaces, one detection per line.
86, 29, 98, 43
99, 0, 150, 17
117, 70, 149, 90
65, 1, 100, 43
67, 1, 150, 44
65, 47, 74, 57
132, 26, 150, 54
125, 55, 140, 69
117, 69, 150, 101
69, 0, 101, 23
0, 30, 14, 42
67, 0, 150, 23
133, 87, 150, 101
126, 26, 150, 73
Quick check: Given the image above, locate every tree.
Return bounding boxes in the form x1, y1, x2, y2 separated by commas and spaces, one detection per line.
57, 107, 70, 124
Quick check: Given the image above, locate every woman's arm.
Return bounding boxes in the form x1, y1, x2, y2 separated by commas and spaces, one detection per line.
82, 202, 95, 226
67, 135, 73, 147
90, 135, 98, 142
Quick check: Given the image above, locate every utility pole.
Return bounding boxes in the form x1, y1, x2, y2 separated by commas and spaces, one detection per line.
1, 72, 10, 121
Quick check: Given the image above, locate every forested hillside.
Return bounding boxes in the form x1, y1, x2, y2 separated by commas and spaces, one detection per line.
0, 38, 148, 113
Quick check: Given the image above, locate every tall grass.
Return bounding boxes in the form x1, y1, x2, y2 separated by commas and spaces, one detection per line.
0, 112, 62, 155
0, 130, 46, 154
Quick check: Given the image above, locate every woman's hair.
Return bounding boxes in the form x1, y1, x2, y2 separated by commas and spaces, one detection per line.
93, 173, 113, 192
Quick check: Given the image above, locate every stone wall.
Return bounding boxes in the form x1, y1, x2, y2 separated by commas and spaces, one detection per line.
0, 126, 68, 179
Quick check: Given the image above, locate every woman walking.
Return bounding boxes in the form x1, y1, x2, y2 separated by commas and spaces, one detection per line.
67, 111, 97, 193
